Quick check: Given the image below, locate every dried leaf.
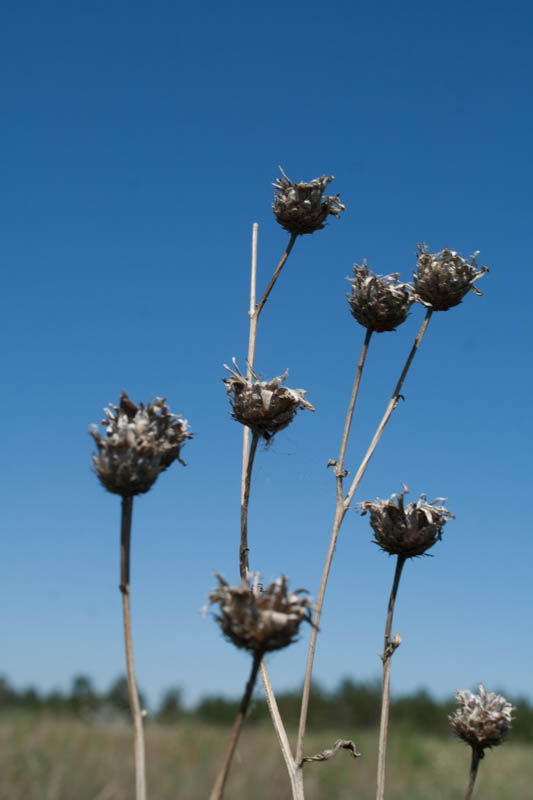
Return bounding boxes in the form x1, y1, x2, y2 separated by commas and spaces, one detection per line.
302, 739, 360, 764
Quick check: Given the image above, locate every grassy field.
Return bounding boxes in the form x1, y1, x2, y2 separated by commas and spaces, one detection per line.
0, 713, 531, 799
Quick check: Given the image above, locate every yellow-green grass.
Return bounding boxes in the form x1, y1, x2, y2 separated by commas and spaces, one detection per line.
0, 713, 531, 799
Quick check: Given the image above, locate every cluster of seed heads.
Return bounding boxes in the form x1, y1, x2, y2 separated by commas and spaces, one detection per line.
90, 392, 191, 496
450, 684, 514, 754
347, 263, 413, 332
360, 487, 454, 558
413, 244, 488, 311
223, 361, 314, 441
208, 574, 314, 654
272, 168, 345, 235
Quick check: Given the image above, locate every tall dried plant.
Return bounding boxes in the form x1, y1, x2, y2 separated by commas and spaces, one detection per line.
90, 393, 191, 800
205, 169, 493, 800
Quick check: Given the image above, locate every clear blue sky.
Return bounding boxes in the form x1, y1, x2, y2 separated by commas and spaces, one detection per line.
1, 1, 532, 711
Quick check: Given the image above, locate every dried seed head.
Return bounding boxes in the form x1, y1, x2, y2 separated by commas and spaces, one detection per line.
208, 574, 313, 654
347, 263, 413, 332
360, 486, 454, 558
413, 244, 488, 311
90, 391, 192, 496
450, 684, 514, 754
223, 360, 314, 441
272, 167, 345, 235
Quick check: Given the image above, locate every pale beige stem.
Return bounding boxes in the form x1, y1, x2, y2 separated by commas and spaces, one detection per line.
344, 309, 432, 510
296, 310, 433, 769
120, 496, 147, 800
376, 555, 406, 800
238, 225, 301, 797
296, 329, 373, 766
246, 231, 298, 377
209, 654, 262, 800
241, 223, 259, 504
259, 662, 303, 799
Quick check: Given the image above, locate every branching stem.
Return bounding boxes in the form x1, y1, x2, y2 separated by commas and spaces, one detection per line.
209, 654, 263, 800
376, 555, 406, 800
119, 496, 147, 800
296, 309, 433, 769
295, 328, 373, 765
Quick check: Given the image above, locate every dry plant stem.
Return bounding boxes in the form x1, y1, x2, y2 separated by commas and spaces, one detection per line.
296, 310, 433, 767
295, 329, 373, 765
119, 496, 147, 800
239, 225, 302, 796
209, 654, 263, 800
344, 309, 433, 509
246, 231, 298, 376
239, 431, 259, 579
464, 748, 482, 800
259, 661, 302, 798
376, 555, 406, 800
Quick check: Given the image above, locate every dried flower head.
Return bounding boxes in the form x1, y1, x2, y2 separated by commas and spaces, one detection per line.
272, 167, 345, 235
360, 486, 454, 558
90, 391, 191, 496
347, 262, 413, 332
413, 244, 488, 311
223, 360, 314, 441
208, 574, 313, 654
450, 684, 514, 754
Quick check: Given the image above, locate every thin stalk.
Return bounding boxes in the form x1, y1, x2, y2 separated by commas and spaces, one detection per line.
240, 223, 259, 506
209, 654, 263, 800
296, 309, 433, 768
119, 496, 147, 800
344, 309, 432, 510
238, 225, 301, 797
296, 328, 373, 765
376, 555, 406, 800
240, 431, 259, 579
246, 231, 298, 376
259, 661, 302, 799
464, 747, 482, 800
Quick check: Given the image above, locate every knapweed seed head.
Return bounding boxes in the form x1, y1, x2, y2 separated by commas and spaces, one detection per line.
450, 684, 514, 754
360, 487, 454, 558
90, 391, 192, 496
413, 244, 488, 311
347, 262, 413, 332
208, 574, 313, 654
223, 360, 314, 441
272, 167, 345, 235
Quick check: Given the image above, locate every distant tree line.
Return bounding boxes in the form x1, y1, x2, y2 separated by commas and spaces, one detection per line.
1, 674, 532, 742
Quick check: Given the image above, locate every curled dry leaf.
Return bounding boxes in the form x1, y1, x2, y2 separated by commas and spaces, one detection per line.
301, 739, 361, 764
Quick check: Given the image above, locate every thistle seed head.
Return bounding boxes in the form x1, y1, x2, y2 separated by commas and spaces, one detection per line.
450, 684, 514, 754
347, 262, 413, 332
413, 244, 488, 311
272, 167, 345, 235
208, 574, 313, 654
223, 360, 314, 441
360, 487, 454, 558
90, 391, 192, 496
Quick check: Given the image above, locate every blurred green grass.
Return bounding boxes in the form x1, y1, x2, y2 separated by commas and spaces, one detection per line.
0, 712, 531, 799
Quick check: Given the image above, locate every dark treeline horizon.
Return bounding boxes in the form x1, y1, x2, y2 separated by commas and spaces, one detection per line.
2, 673, 532, 743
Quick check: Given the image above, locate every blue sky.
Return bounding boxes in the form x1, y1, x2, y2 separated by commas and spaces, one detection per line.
1, 0, 532, 712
